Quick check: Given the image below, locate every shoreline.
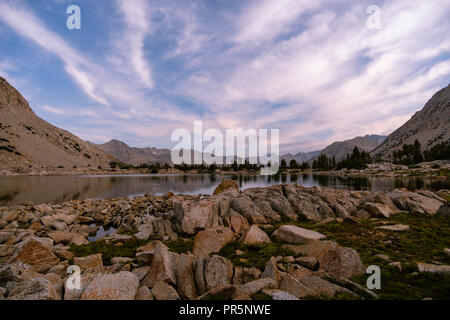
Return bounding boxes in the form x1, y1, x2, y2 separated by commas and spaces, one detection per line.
0, 182, 449, 300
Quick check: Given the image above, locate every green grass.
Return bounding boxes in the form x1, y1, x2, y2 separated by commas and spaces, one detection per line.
216, 242, 302, 270
266, 213, 450, 300
69, 238, 148, 265
251, 290, 273, 300
166, 239, 194, 254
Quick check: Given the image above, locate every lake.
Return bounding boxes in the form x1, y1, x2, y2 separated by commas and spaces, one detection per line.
0, 173, 449, 206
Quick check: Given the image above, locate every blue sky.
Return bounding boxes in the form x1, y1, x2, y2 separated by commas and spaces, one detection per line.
0, 0, 449, 154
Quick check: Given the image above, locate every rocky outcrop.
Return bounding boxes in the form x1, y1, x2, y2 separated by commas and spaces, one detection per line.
213, 180, 239, 195
0, 184, 448, 300
272, 225, 326, 244
80, 272, 139, 300
193, 227, 235, 258
241, 225, 271, 245
372, 84, 450, 160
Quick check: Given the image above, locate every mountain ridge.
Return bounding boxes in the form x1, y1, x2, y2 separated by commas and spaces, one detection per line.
372, 84, 450, 160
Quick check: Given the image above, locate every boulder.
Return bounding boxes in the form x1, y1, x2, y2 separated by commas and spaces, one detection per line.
135, 286, 154, 300
0, 262, 37, 287
376, 224, 409, 232
261, 257, 282, 283
204, 255, 233, 291
278, 274, 318, 299
228, 209, 250, 235
174, 198, 219, 235
176, 253, 198, 300
262, 289, 299, 300
81, 271, 139, 300
194, 257, 207, 295
295, 274, 355, 298
387, 189, 444, 215
213, 180, 239, 195
192, 227, 235, 258
74, 254, 103, 272
272, 225, 326, 244
11, 237, 59, 273
242, 225, 271, 245
288, 241, 365, 279
362, 202, 395, 218
294, 256, 318, 270
142, 241, 178, 288
64, 272, 100, 300
151, 281, 180, 300
417, 262, 450, 275
7, 277, 61, 300
233, 278, 276, 297
134, 224, 153, 241
231, 194, 267, 224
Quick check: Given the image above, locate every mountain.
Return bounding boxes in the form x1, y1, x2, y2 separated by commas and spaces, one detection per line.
372, 84, 450, 160
317, 135, 387, 161
283, 135, 386, 164
281, 150, 321, 164
91, 139, 172, 166
0, 77, 115, 172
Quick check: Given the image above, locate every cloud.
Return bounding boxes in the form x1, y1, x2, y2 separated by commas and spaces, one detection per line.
42, 105, 66, 115
112, 0, 154, 89
1, 0, 449, 153
0, 1, 109, 106
177, 0, 450, 152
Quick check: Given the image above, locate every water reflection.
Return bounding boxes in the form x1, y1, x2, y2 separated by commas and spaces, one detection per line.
0, 173, 448, 206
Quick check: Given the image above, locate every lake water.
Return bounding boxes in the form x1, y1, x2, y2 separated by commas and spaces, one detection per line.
0, 173, 449, 206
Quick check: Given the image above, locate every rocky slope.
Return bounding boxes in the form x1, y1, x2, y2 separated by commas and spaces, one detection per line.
282, 135, 386, 164
0, 77, 116, 173
90, 139, 172, 166
0, 182, 448, 300
372, 84, 450, 160
313, 135, 386, 161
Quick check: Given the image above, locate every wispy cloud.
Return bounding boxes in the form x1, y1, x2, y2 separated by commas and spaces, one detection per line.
112, 0, 154, 89
0, 0, 449, 152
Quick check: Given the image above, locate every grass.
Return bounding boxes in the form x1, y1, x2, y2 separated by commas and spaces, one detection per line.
166, 239, 194, 254
264, 212, 450, 300
216, 242, 302, 270
69, 238, 148, 265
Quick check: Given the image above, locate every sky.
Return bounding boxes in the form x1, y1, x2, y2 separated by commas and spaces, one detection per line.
0, 0, 449, 154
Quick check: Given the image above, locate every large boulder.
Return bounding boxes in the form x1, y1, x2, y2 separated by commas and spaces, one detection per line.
7, 277, 61, 300
242, 225, 271, 245
174, 198, 219, 235
231, 194, 267, 224
228, 209, 250, 235
272, 225, 326, 244
233, 278, 277, 297
204, 255, 233, 291
151, 281, 180, 300
278, 274, 318, 299
261, 257, 282, 283
287, 241, 365, 279
74, 254, 103, 272
176, 253, 198, 300
387, 189, 444, 215
417, 262, 450, 275
293, 274, 355, 298
360, 191, 398, 218
11, 237, 59, 273
192, 227, 235, 258
284, 185, 334, 222
80, 271, 139, 300
213, 180, 239, 195
142, 241, 178, 288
